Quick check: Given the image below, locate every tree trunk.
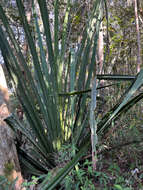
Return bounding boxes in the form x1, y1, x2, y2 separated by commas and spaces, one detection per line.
0, 64, 23, 190
134, 0, 141, 73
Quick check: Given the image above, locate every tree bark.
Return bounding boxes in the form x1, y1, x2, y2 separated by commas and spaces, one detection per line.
0, 64, 23, 190
134, 0, 141, 73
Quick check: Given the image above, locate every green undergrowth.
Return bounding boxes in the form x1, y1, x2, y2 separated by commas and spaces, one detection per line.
1, 140, 143, 190
38, 148, 143, 190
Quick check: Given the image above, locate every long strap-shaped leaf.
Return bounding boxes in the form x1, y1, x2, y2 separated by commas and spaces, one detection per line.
77, 0, 101, 90
16, 0, 61, 140
0, 4, 56, 142
33, 3, 52, 89
99, 69, 143, 134
0, 25, 54, 153
54, 0, 59, 61
40, 140, 90, 190
41, 76, 143, 189
37, 0, 57, 87
97, 92, 143, 136
32, 4, 62, 140
57, 0, 71, 93
73, 0, 102, 140
5, 114, 47, 159
0, 3, 59, 143
97, 74, 136, 80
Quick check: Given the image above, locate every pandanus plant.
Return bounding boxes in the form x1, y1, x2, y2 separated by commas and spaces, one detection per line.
0, 0, 143, 189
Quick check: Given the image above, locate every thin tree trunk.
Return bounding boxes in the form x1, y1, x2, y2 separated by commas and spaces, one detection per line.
0, 64, 24, 190
23, 0, 32, 59
134, 0, 141, 73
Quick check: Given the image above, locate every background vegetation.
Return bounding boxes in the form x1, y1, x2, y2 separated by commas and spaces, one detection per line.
0, 0, 143, 189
